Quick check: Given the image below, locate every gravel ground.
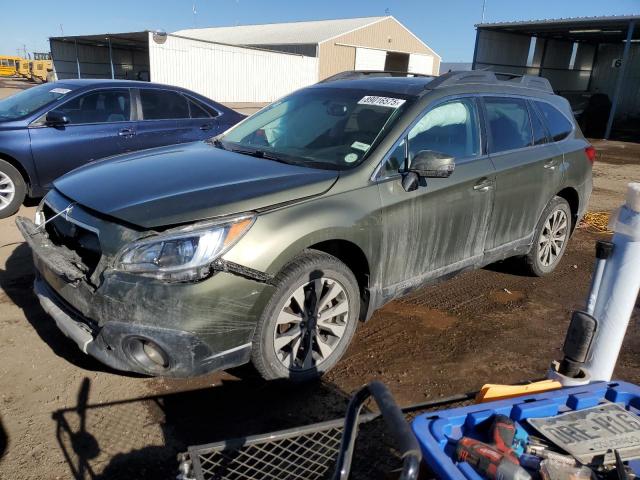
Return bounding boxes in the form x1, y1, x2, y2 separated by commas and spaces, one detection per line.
0, 77, 638, 479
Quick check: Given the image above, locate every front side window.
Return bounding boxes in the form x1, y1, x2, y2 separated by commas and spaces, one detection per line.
140, 90, 189, 120
0, 83, 77, 121
407, 98, 480, 163
220, 87, 414, 170
55, 89, 131, 124
535, 101, 573, 142
485, 97, 533, 153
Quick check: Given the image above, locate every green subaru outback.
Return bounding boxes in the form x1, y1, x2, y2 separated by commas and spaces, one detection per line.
17, 71, 593, 381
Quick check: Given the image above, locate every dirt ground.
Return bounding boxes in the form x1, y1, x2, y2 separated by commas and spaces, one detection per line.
0, 77, 638, 479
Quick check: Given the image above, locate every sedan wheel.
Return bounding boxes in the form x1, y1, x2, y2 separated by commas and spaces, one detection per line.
273, 277, 349, 372
0, 171, 16, 212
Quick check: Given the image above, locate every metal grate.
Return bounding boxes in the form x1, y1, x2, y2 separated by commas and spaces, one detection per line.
190, 420, 345, 480
183, 394, 477, 480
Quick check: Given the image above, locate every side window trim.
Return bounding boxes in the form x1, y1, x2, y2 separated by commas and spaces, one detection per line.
184, 94, 221, 119
373, 94, 484, 182
526, 99, 551, 146
43, 87, 134, 126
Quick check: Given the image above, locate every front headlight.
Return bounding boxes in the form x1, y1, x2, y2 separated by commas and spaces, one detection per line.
115, 215, 254, 281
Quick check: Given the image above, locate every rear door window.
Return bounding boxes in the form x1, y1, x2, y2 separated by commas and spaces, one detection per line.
188, 98, 217, 119
140, 89, 190, 120
484, 97, 533, 153
535, 101, 573, 142
56, 89, 131, 124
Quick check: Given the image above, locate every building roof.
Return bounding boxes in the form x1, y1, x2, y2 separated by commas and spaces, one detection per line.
173, 16, 389, 45
476, 15, 640, 42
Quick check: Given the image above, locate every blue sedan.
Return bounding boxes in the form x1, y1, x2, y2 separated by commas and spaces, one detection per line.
0, 80, 245, 217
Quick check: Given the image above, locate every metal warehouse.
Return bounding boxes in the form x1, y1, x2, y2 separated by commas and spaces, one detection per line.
49, 16, 439, 104
472, 15, 639, 140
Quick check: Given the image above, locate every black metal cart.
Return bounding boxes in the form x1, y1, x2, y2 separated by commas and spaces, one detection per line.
178, 381, 474, 480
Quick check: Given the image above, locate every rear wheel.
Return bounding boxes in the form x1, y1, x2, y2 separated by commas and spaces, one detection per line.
524, 196, 572, 276
0, 159, 26, 219
251, 250, 360, 381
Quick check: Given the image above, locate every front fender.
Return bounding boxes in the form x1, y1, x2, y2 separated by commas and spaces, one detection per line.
222, 183, 382, 280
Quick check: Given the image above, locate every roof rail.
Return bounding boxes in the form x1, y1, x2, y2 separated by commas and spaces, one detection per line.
426, 70, 553, 93
321, 70, 433, 83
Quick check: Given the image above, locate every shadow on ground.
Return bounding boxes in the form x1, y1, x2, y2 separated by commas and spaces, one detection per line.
53, 376, 364, 479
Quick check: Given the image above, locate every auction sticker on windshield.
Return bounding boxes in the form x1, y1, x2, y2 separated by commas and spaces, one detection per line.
528, 403, 640, 465
358, 96, 406, 108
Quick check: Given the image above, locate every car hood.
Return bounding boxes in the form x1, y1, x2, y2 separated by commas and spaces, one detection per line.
53, 142, 339, 228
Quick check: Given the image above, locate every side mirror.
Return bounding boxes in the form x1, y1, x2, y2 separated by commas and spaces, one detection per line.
46, 110, 70, 126
409, 150, 455, 178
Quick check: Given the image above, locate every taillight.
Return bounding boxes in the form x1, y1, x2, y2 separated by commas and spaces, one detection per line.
585, 145, 597, 165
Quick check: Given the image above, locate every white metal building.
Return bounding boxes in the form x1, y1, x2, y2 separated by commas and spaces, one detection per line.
49, 16, 439, 104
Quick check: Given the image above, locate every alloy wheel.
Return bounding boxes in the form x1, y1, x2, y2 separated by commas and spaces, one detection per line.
0, 171, 15, 211
538, 208, 568, 267
273, 277, 349, 371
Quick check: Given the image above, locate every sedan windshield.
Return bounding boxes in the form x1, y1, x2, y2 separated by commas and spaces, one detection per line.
219, 87, 414, 170
0, 83, 76, 121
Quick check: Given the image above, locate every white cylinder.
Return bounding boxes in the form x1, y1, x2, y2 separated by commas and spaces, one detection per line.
585, 183, 640, 381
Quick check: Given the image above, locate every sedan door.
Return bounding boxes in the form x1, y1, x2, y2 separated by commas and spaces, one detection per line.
29, 88, 135, 188
482, 96, 564, 252
376, 97, 496, 295
133, 88, 193, 150
174, 95, 223, 142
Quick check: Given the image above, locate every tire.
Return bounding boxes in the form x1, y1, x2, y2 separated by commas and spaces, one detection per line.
0, 159, 26, 219
524, 196, 572, 277
251, 250, 360, 382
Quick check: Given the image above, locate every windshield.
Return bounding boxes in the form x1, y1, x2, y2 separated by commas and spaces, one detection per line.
0, 83, 76, 121
219, 87, 414, 170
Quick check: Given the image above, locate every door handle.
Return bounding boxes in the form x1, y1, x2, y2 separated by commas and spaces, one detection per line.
473, 179, 494, 192
544, 159, 560, 170
199, 123, 213, 131
118, 128, 135, 137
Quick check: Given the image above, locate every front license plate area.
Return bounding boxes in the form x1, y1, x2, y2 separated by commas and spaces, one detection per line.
528, 403, 640, 465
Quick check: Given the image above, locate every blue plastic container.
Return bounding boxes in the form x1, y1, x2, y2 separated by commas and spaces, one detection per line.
412, 381, 640, 480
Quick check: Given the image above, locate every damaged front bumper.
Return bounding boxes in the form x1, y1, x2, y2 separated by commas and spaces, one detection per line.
16, 216, 275, 377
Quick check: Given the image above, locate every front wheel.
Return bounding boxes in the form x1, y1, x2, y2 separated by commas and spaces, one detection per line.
251, 250, 360, 381
0, 159, 26, 219
524, 196, 572, 276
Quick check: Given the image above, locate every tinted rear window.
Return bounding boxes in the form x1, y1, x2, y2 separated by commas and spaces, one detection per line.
535, 101, 573, 142
485, 97, 533, 153
141, 90, 189, 120
529, 102, 549, 146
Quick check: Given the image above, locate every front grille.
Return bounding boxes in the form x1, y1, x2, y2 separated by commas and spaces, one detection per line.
43, 204, 102, 274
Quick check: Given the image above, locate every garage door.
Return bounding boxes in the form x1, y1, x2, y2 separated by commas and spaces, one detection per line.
409, 54, 434, 75
355, 47, 387, 70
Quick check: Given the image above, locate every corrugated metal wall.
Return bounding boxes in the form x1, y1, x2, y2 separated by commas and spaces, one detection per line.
50, 39, 149, 80
474, 29, 595, 91
149, 33, 318, 103
318, 17, 440, 79
590, 44, 640, 118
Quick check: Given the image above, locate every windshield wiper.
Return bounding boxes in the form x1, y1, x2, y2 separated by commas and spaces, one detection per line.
230, 147, 292, 165
208, 137, 226, 150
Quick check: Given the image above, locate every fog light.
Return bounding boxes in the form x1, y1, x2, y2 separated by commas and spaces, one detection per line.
126, 337, 170, 372
142, 340, 169, 368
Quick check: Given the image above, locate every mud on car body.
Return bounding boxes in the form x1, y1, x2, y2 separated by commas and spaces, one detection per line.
17, 71, 593, 380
